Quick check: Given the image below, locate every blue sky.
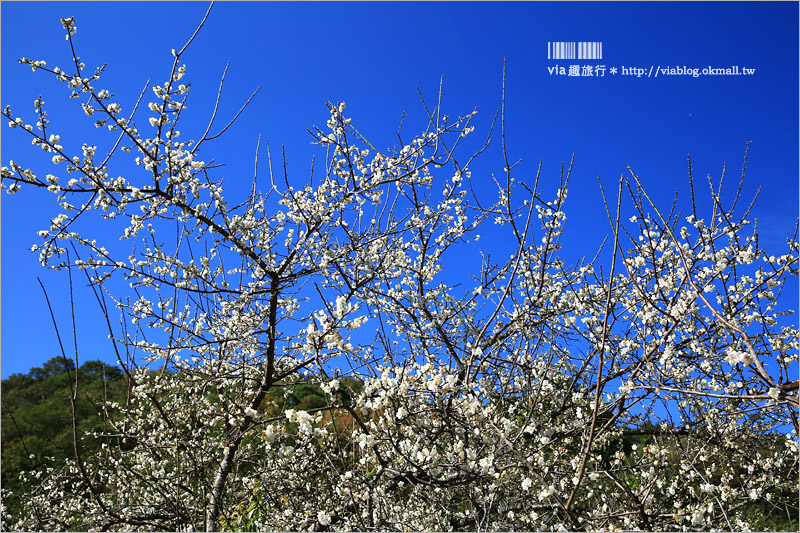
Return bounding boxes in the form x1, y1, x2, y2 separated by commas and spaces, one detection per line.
2, 1, 798, 378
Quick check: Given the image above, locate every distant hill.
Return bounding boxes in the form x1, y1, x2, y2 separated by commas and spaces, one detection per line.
0, 357, 356, 525
1, 357, 128, 520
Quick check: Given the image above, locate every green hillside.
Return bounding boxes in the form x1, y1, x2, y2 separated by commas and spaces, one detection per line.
1, 358, 127, 519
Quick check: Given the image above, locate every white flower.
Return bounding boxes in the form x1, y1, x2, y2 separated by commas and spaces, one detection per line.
357, 433, 376, 449
335, 295, 347, 318
691, 508, 705, 526
317, 511, 331, 526
767, 387, 780, 400
521, 477, 533, 491
321, 379, 340, 395
724, 347, 752, 366
263, 425, 279, 443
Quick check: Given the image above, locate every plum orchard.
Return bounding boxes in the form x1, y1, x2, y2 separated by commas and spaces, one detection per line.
2, 9, 798, 532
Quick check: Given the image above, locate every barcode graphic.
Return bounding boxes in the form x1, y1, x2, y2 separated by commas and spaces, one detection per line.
548, 41, 603, 60
548, 42, 575, 59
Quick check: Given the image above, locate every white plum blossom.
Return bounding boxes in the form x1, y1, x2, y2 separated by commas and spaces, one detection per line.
724, 347, 753, 366
1, 11, 797, 533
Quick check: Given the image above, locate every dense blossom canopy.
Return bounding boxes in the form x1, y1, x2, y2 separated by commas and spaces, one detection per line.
2, 10, 797, 532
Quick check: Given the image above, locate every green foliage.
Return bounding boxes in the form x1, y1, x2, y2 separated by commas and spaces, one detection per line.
264, 375, 363, 414
742, 498, 799, 532
289, 383, 328, 409
1, 357, 127, 521
219, 483, 269, 532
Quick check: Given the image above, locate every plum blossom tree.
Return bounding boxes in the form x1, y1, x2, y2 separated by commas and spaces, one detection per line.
2, 7, 798, 532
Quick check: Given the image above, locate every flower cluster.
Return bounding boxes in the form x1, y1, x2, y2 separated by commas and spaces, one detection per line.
2, 13, 797, 533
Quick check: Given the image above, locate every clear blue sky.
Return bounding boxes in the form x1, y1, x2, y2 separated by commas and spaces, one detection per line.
2, 1, 798, 378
